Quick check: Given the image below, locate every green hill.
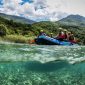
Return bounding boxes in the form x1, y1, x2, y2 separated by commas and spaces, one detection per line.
58, 15, 85, 27
0, 13, 35, 24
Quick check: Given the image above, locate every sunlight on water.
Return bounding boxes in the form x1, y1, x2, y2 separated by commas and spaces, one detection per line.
0, 42, 85, 85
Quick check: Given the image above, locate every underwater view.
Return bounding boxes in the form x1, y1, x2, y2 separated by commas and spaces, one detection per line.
0, 42, 85, 85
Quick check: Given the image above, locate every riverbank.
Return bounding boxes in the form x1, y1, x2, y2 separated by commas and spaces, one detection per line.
0, 35, 36, 44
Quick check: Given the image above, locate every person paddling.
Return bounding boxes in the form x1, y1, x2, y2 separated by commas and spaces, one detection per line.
38, 30, 46, 36
68, 33, 77, 43
57, 28, 64, 41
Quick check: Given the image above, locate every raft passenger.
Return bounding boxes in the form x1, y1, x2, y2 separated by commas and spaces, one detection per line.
57, 28, 64, 41
68, 34, 77, 43
38, 30, 46, 37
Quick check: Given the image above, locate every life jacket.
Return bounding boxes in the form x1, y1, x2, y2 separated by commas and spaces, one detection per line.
69, 40, 77, 43
57, 32, 65, 39
63, 34, 68, 39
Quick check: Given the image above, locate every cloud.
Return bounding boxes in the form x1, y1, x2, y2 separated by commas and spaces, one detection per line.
0, 0, 85, 21
0, 0, 22, 16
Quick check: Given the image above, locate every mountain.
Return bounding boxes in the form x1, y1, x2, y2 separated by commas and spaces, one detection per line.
58, 15, 85, 27
0, 13, 35, 24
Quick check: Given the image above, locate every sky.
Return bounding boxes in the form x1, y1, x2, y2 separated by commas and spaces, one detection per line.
0, 0, 85, 21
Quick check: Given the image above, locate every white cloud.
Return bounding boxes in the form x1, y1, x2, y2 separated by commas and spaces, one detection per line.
0, 0, 23, 16
0, 0, 85, 21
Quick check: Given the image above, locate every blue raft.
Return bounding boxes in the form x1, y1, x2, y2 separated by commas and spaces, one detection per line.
35, 35, 76, 46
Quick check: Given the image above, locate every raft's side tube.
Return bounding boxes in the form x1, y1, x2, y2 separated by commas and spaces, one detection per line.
36, 35, 75, 45
38, 35, 60, 45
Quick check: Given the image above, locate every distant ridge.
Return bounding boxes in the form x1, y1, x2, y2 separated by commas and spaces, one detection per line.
0, 13, 85, 27
58, 15, 85, 27
0, 13, 35, 24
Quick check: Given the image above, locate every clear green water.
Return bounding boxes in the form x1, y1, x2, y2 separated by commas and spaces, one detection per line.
0, 42, 85, 85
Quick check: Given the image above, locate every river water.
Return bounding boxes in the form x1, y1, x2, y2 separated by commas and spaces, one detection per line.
0, 42, 85, 85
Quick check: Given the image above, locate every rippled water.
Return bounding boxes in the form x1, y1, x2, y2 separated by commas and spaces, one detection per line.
0, 42, 85, 85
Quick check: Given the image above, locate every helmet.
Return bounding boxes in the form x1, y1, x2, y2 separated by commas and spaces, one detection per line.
58, 27, 63, 30
64, 29, 67, 32
50, 33, 53, 34
40, 30, 44, 32
68, 32, 71, 34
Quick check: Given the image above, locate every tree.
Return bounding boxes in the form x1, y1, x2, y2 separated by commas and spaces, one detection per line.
0, 24, 8, 36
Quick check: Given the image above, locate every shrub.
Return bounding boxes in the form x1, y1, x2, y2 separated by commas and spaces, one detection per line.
0, 24, 8, 36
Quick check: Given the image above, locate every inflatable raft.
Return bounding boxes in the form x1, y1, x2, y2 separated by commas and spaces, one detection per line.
35, 35, 76, 46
